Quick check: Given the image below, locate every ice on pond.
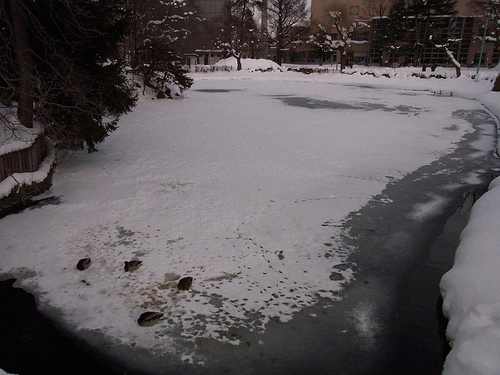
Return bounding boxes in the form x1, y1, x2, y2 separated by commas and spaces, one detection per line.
1, 67, 499, 374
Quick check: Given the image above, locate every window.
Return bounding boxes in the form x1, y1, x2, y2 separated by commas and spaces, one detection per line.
352, 31, 369, 41
197, 0, 226, 20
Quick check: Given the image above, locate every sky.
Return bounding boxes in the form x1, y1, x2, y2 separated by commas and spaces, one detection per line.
0, 59, 499, 375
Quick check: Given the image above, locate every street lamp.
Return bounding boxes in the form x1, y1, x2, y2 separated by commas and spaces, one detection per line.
476, 14, 492, 75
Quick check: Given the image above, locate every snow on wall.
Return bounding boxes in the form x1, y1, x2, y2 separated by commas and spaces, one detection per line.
0, 119, 42, 156
0, 138, 56, 200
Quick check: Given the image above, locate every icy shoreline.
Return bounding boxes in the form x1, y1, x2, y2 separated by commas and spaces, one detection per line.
436, 74, 500, 374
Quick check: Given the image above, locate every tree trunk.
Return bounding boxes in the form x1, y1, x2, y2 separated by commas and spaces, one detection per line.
236, 56, 242, 71
10, 0, 34, 128
414, 18, 422, 66
127, 0, 138, 68
261, 0, 269, 58
442, 46, 461, 78
493, 74, 500, 92
275, 45, 283, 66
339, 47, 346, 72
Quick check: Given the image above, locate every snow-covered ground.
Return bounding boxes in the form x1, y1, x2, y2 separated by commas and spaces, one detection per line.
0, 59, 499, 374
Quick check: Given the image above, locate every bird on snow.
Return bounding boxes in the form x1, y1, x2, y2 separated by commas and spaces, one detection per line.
76, 258, 91, 271
177, 276, 193, 291
137, 311, 163, 327
124, 260, 142, 272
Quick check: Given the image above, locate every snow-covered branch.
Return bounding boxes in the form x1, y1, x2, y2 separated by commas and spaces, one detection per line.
429, 34, 461, 77
309, 10, 369, 70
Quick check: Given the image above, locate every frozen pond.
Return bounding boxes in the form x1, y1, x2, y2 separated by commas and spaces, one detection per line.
0, 79, 498, 374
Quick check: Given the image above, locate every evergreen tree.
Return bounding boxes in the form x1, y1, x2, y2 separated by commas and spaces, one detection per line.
136, 39, 193, 95
127, 0, 194, 93
0, 0, 137, 152
308, 24, 337, 65
393, 0, 458, 65
363, 0, 397, 66
380, 0, 414, 65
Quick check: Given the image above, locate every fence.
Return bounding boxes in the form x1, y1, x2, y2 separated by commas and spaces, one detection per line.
0, 135, 46, 182
193, 65, 232, 73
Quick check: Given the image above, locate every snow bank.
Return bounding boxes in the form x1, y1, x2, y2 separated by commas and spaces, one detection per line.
441, 176, 500, 375
439, 74, 500, 375
215, 57, 286, 72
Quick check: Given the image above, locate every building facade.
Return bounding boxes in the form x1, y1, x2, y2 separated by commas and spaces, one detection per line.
196, 0, 229, 20
183, 0, 231, 66
307, 0, 498, 67
183, 0, 497, 67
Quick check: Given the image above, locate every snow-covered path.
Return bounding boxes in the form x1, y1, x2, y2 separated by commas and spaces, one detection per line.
0, 74, 498, 373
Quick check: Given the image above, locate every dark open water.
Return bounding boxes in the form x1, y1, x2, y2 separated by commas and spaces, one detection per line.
0, 176, 493, 375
